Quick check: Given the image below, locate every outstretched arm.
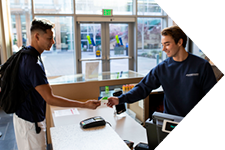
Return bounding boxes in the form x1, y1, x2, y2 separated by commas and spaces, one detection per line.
117, 68, 161, 105
35, 84, 101, 109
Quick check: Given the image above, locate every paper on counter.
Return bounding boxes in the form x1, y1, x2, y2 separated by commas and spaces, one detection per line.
54, 108, 80, 117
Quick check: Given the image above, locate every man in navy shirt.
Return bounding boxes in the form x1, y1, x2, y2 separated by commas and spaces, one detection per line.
107, 25, 217, 117
13, 18, 101, 150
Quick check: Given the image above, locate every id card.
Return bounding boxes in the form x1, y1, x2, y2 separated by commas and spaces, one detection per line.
98, 96, 108, 105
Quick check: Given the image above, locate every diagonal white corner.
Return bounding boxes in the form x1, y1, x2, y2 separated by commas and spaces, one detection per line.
154, 0, 225, 150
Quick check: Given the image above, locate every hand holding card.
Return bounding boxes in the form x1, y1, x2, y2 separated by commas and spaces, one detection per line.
98, 96, 108, 105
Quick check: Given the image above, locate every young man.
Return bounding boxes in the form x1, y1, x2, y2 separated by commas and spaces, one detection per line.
13, 18, 101, 150
107, 25, 217, 117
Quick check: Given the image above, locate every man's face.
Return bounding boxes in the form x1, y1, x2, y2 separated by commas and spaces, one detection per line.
161, 35, 181, 58
38, 29, 55, 51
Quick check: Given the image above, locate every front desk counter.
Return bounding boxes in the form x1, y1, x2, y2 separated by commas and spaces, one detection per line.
46, 71, 146, 145
48, 71, 144, 101
50, 105, 147, 149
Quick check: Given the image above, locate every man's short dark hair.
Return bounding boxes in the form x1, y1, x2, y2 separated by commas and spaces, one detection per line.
30, 18, 55, 33
161, 25, 187, 48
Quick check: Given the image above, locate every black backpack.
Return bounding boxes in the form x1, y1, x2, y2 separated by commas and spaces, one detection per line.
0, 46, 41, 133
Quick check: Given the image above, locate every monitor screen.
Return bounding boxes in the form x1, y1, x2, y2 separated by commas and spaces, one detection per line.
145, 112, 183, 150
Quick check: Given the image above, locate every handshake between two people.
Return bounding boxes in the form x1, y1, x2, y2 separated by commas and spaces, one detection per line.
86, 96, 120, 109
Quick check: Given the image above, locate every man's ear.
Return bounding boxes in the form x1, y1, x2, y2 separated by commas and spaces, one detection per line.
178, 38, 183, 46
34, 33, 40, 41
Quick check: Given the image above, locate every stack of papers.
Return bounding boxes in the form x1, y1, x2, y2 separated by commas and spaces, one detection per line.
54, 108, 79, 117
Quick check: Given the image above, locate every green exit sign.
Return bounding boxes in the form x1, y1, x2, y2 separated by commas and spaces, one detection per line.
102, 9, 113, 16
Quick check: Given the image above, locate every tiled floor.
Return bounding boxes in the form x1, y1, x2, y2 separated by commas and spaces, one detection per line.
0, 108, 52, 150
0, 109, 18, 150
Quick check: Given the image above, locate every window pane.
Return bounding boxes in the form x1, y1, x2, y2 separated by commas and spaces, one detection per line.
81, 24, 102, 59
137, 0, 165, 16
35, 16, 75, 77
9, 0, 32, 53
110, 59, 129, 73
33, 0, 73, 14
192, 44, 205, 59
76, 0, 133, 15
109, 24, 129, 57
137, 18, 165, 75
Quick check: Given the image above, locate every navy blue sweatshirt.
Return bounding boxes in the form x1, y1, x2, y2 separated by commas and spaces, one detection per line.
119, 53, 217, 117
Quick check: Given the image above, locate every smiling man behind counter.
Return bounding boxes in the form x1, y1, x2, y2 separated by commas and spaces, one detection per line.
107, 25, 217, 117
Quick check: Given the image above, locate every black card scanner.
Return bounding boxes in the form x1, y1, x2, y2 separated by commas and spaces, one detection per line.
80, 116, 106, 129
113, 90, 126, 114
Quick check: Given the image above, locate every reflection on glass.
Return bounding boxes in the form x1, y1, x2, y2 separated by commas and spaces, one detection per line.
33, 0, 73, 14
137, 18, 164, 75
137, 0, 164, 15
76, 0, 133, 15
109, 24, 129, 57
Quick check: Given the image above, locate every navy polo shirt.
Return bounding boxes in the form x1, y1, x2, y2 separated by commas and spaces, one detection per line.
16, 46, 48, 122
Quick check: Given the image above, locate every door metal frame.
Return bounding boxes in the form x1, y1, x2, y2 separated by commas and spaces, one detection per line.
75, 18, 135, 73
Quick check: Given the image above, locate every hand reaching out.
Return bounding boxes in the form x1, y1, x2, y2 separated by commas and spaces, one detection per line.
84, 100, 101, 109
107, 97, 119, 108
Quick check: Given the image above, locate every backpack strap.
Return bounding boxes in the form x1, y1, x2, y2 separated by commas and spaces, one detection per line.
21, 46, 39, 58
22, 46, 45, 70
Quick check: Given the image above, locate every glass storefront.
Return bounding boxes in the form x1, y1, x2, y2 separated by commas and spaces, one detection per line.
8, 0, 171, 77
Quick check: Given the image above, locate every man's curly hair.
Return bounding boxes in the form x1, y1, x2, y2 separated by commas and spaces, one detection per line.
30, 18, 55, 33
161, 25, 187, 48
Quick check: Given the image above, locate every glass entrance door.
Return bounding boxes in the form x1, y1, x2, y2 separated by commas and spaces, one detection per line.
109, 23, 129, 72
77, 22, 133, 74
80, 23, 102, 74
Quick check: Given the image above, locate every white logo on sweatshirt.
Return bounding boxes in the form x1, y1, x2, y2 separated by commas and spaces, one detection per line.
186, 73, 199, 77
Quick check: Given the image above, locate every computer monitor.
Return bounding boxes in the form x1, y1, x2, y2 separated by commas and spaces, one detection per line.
145, 112, 183, 150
